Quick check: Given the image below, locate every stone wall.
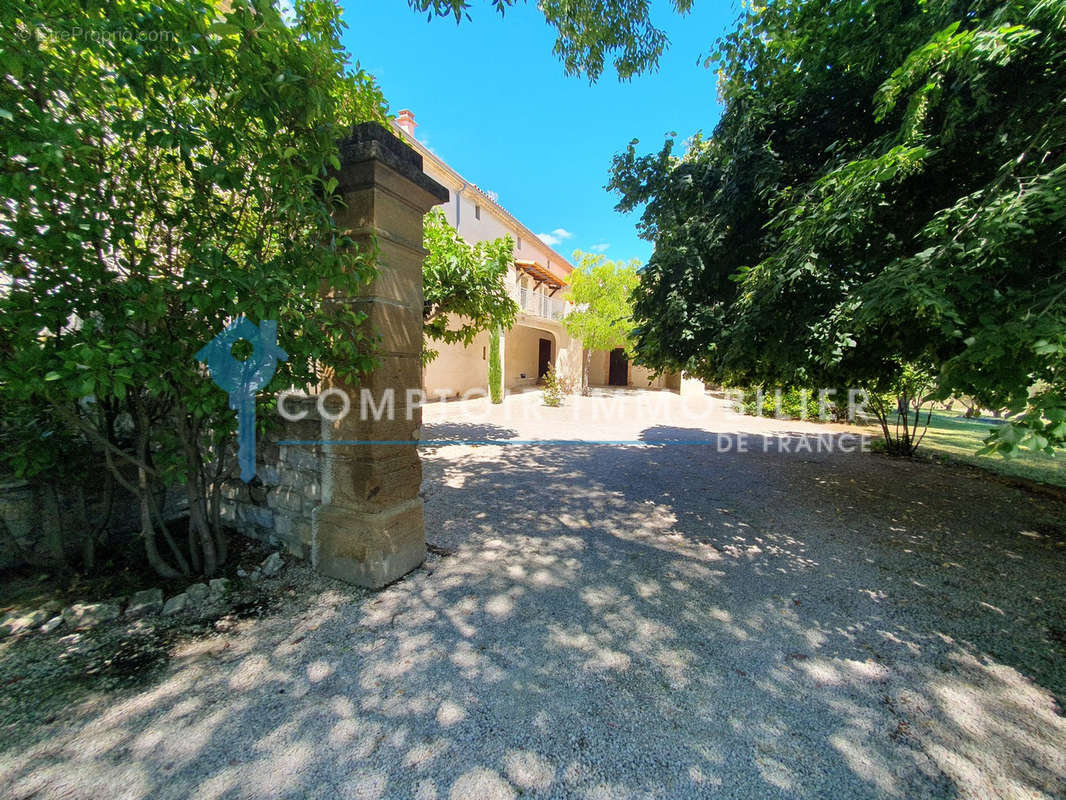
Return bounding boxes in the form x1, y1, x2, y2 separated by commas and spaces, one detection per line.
220, 398, 324, 560
0, 480, 53, 569
0, 474, 186, 571
1, 404, 323, 571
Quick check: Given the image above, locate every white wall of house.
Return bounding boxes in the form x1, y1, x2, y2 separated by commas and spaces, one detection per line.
502, 323, 581, 391
423, 326, 492, 399
505, 324, 552, 389
587, 349, 677, 390
396, 111, 583, 397
394, 111, 674, 398
407, 134, 571, 290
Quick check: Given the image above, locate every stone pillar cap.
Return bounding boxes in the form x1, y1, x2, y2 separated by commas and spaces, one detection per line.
338, 123, 449, 204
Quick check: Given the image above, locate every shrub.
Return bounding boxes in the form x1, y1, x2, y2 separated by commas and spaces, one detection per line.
0, 0, 387, 577
741, 387, 823, 420
542, 365, 563, 407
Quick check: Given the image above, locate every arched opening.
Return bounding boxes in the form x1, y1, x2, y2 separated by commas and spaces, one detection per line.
504, 325, 557, 390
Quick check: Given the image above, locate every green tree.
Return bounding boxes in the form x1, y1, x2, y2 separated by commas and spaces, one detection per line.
0, 0, 387, 576
422, 208, 518, 363
488, 326, 503, 404
563, 252, 640, 394
611, 0, 1066, 456
410, 0, 694, 81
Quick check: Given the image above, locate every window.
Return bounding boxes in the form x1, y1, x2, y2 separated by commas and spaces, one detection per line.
474, 204, 481, 220
517, 236, 522, 250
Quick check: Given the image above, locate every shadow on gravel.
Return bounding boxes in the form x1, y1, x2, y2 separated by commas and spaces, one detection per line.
2, 427, 1065, 799
421, 421, 520, 444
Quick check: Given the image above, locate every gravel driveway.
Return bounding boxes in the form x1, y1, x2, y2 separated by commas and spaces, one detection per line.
3, 391, 1065, 799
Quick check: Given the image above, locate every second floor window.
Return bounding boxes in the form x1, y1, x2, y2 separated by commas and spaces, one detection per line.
474, 204, 481, 220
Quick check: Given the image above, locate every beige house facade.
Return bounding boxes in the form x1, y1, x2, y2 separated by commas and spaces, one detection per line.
393, 110, 680, 398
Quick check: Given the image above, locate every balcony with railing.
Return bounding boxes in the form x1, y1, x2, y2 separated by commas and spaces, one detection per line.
506, 280, 569, 321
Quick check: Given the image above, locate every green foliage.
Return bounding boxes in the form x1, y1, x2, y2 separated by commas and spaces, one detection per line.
408, 0, 693, 81
563, 251, 640, 393
422, 209, 518, 363
0, 0, 388, 576
541, 364, 563, 407
488, 326, 503, 404
741, 387, 825, 421
862, 364, 937, 456
611, 0, 1066, 457
563, 252, 640, 351
911, 409, 1066, 486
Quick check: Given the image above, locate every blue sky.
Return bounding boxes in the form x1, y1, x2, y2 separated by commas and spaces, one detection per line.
340, 1, 738, 266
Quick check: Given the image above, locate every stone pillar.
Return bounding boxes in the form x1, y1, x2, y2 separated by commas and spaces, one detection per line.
312, 123, 448, 588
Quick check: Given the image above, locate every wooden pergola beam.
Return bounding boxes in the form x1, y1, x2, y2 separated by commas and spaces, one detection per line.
515, 259, 565, 292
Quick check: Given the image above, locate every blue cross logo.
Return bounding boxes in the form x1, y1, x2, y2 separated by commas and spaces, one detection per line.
196, 319, 288, 482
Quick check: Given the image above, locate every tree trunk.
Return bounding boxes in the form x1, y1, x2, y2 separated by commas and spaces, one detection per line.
147, 487, 190, 575
139, 469, 182, 579
178, 413, 218, 576
209, 479, 226, 565
582, 348, 592, 396
187, 521, 202, 574
40, 482, 67, 571
132, 397, 190, 577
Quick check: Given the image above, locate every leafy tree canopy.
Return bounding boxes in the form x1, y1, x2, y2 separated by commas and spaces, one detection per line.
563, 251, 640, 392
610, 0, 1066, 456
0, 0, 388, 575
409, 0, 693, 81
422, 208, 518, 362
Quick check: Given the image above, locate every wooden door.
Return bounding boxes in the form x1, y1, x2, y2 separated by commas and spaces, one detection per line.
608, 348, 628, 386
538, 338, 552, 379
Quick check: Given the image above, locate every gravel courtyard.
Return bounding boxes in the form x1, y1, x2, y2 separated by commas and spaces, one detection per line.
3, 390, 1066, 799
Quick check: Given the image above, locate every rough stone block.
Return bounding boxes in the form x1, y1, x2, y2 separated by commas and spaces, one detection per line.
258, 465, 281, 486
241, 505, 274, 529
220, 502, 238, 523
267, 487, 303, 514
280, 446, 322, 472
273, 514, 293, 540
162, 593, 188, 616
312, 498, 425, 589
40, 599, 63, 615
261, 551, 283, 576
293, 519, 313, 547
221, 482, 249, 502
126, 588, 163, 619
186, 583, 210, 604
283, 539, 308, 560
62, 602, 120, 630
0, 609, 48, 636
278, 466, 306, 489
322, 452, 421, 510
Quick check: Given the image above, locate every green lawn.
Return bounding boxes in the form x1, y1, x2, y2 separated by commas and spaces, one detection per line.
874, 409, 1066, 488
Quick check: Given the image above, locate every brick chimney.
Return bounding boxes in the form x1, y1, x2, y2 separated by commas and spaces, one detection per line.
396, 109, 417, 139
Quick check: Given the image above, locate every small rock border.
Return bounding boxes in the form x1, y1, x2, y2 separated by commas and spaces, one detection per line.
0, 551, 286, 639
